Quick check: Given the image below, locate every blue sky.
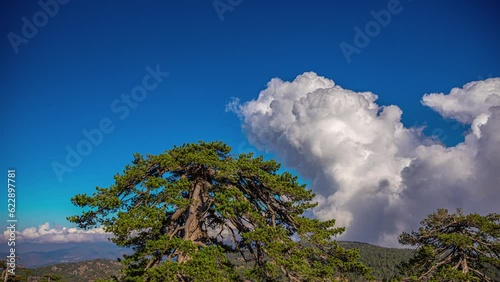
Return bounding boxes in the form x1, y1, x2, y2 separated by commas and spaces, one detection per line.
1, 0, 499, 232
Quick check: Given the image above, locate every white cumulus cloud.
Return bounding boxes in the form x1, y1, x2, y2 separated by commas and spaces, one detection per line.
422, 78, 500, 124
2, 222, 112, 243
230, 72, 500, 246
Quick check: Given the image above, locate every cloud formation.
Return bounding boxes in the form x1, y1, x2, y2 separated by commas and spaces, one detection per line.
3, 223, 112, 243
422, 78, 500, 124
230, 73, 500, 246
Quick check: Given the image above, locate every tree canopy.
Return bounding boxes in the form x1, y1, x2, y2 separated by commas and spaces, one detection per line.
68, 141, 370, 281
398, 208, 500, 281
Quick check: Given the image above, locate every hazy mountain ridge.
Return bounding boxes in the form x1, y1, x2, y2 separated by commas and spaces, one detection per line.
1, 242, 130, 268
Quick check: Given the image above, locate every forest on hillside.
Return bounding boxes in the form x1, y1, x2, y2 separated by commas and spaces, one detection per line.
5, 244, 413, 282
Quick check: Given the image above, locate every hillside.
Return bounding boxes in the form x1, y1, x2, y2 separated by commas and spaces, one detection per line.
13, 242, 415, 281
17, 259, 122, 282
340, 241, 414, 281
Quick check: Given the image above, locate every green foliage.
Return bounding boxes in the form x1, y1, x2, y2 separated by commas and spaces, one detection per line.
339, 242, 414, 281
397, 208, 500, 281
42, 273, 62, 281
68, 141, 371, 281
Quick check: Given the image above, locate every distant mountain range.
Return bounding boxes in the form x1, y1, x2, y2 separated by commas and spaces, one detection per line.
0, 241, 131, 268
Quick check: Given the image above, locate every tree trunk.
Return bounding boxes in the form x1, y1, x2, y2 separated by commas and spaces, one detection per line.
3, 262, 8, 282
178, 181, 204, 262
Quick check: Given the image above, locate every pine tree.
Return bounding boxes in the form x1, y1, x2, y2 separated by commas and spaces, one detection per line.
398, 208, 500, 281
68, 141, 370, 281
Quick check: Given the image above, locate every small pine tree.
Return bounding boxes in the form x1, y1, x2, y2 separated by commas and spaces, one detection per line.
42, 274, 62, 282
398, 208, 500, 281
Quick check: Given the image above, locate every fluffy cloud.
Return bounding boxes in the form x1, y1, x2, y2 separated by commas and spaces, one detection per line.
3, 223, 112, 243
422, 78, 500, 124
230, 72, 500, 246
